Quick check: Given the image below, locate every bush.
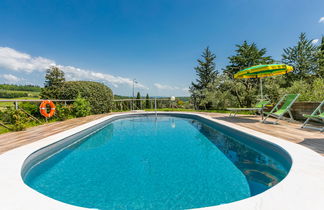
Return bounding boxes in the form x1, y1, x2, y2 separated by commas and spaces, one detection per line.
73, 96, 91, 117
55, 104, 73, 121
19, 102, 42, 118
0, 108, 28, 131
57, 81, 113, 114
283, 78, 324, 101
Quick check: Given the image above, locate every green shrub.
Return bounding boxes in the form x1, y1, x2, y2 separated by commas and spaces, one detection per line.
311, 78, 324, 101
73, 96, 91, 117
57, 81, 113, 114
1, 108, 28, 131
283, 78, 324, 101
19, 102, 41, 118
56, 104, 73, 121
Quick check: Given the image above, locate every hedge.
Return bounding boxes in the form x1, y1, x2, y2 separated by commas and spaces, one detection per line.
0, 90, 28, 98
57, 81, 113, 114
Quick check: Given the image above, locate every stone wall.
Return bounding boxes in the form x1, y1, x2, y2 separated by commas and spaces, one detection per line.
291, 102, 321, 120
264, 102, 321, 120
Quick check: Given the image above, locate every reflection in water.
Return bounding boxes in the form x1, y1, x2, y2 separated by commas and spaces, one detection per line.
189, 119, 288, 195
68, 123, 114, 151
170, 118, 176, 128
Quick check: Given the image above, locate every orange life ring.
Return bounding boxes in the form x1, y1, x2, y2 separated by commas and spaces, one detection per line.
39, 100, 56, 118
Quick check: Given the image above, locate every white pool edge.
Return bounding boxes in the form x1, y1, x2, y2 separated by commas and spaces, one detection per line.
0, 112, 324, 210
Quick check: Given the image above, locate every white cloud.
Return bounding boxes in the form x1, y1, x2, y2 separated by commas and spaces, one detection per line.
319, 17, 324, 23
154, 83, 189, 95
60, 65, 148, 89
0, 74, 22, 83
0, 47, 54, 73
0, 47, 147, 89
154, 83, 180, 90
182, 87, 189, 92
312, 39, 319, 44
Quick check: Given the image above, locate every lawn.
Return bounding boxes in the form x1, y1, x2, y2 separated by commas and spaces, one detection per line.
144, 108, 253, 115
0, 97, 40, 108
0, 126, 9, 134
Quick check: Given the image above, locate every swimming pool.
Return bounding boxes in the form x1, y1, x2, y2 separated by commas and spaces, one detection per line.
22, 114, 291, 210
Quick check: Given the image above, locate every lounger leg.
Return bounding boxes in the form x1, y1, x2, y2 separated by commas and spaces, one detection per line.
301, 118, 310, 128
262, 114, 270, 123
288, 110, 294, 122
274, 116, 281, 125
234, 110, 237, 117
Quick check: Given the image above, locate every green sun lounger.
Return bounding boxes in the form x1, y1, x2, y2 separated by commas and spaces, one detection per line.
227, 100, 270, 117
301, 100, 324, 132
262, 94, 300, 124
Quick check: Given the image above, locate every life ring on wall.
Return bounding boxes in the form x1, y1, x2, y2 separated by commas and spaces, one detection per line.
39, 100, 56, 118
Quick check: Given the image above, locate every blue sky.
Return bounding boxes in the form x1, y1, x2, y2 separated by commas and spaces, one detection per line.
0, 0, 323, 96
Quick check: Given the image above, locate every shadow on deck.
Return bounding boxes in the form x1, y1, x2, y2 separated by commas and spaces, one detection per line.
204, 113, 324, 156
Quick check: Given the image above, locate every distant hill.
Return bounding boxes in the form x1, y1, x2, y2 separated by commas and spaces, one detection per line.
0, 84, 41, 98
114, 95, 190, 101
0, 84, 41, 92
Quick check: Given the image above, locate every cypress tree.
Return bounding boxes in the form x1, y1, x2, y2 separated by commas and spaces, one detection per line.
136, 92, 141, 109
191, 47, 217, 90
145, 93, 150, 109
190, 47, 217, 109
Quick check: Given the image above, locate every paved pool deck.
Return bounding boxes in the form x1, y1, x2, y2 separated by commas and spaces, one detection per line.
0, 111, 323, 155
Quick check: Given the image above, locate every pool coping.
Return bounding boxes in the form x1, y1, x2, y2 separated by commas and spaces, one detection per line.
0, 112, 324, 210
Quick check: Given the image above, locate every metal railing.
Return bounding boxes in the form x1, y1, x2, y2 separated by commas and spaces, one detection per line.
0, 99, 75, 110
113, 98, 175, 111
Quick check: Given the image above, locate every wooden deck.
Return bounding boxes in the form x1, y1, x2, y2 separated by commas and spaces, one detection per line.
204, 113, 324, 155
0, 112, 323, 155
0, 113, 113, 154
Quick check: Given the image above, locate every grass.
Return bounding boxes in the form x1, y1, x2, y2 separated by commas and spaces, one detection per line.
143, 108, 253, 115
0, 126, 10, 134
0, 117, 65, 135
0, 96, 40, 108
112, 108, 254, 115
0, 90, 40, 96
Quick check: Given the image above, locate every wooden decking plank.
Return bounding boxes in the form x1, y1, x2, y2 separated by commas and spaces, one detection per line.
0, 112, 323, 156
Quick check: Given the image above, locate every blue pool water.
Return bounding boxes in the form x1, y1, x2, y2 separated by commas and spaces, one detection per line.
23, 115, 290, 210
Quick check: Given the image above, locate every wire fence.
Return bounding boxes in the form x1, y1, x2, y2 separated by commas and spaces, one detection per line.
0, 99, 75, 110
113, 98, 177, 111
0, 98, 180, 112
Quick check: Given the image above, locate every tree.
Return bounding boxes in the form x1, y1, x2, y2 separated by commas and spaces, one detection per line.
136, 92, 141, 109
191, 47, 218, 90
190, 47, 218, 109
224, 41, 274, 107
40, 66, 65, 99
224, 41, 273, 76
44, 66, 65, 87
316, 36, 324, 78
145, 93, 150, 109
282, 33, 318, 82
57, 81, 113, 114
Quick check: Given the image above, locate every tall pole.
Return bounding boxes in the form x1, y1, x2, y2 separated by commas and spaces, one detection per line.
154, 97, 157, 118
132, 80, 134, 110
260, 77, 263, 99
132, 79, 136, 110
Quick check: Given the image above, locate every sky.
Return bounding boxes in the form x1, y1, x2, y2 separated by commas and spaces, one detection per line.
0, 0, 323, 96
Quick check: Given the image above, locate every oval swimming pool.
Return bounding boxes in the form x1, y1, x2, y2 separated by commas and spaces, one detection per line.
22, 114, 291, 210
